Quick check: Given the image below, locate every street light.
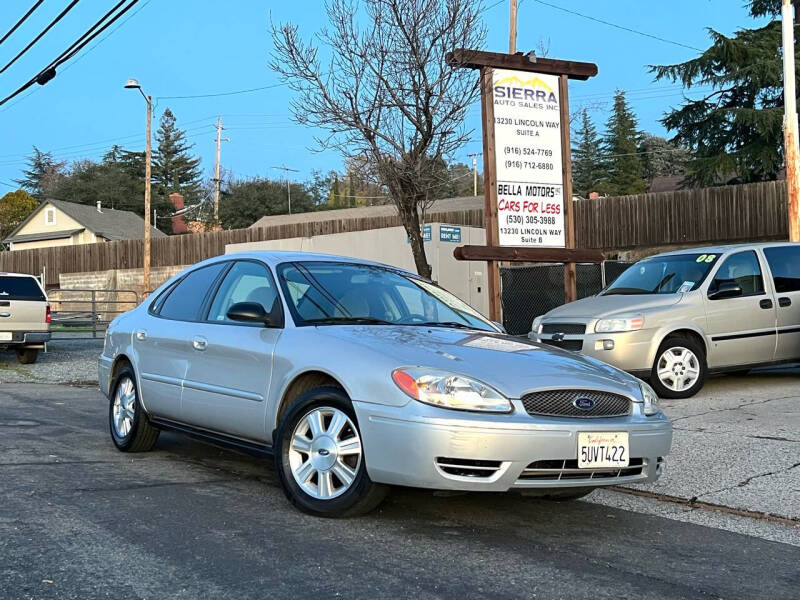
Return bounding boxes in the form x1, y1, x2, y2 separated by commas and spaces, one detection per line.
124, 78, 153, 293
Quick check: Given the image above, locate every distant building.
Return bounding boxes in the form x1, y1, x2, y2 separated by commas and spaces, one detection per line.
3, 199, 166, 251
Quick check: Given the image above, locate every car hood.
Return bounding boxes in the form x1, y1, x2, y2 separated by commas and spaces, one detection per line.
314, 325, 642, 400
543, 293, 682, 319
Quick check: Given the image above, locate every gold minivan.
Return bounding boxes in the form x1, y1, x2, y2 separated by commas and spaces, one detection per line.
530, 243, 800, 398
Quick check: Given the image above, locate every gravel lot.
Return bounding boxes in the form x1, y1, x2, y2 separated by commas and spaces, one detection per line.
0, 338, 102, 385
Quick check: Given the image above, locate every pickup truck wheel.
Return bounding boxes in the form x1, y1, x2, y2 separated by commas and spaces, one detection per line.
274, 386, 388, 518
16, 348, 38, 364
109, 366, 159, 452
650, 336, 707, 399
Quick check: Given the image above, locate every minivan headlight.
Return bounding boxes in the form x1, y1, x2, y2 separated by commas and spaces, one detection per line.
392, 368, 512, 413
595, 315, 644, 333
531, 315, 543, 334
640, 381, 660, 416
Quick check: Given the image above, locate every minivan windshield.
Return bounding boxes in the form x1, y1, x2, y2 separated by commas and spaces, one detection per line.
603, 253, 719, 295
276, 261, 497, 332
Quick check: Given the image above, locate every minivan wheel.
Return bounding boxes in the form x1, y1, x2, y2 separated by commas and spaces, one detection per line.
650, 336, 706, 399
16, 348, 38, 364
274, 386, 388, 518
109, 366, 159, 452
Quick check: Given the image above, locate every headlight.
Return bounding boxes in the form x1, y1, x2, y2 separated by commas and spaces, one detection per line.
531, 315, 543, 334
392, 368, 512, 413
595, 315, 644, 333
640, 381, 660, 416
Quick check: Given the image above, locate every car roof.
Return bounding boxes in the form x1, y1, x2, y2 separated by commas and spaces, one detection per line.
0, 272, 38, 278
649, 241, 799, 259
195, 250, 418, 277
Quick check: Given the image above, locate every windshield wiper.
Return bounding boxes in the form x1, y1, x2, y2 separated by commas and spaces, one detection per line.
304, 317, 393, 325
418, 321, 480, 330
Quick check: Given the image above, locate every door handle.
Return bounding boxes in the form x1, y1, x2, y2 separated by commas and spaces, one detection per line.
135, 330, 147, 341
192, 337, 208, 351
759, 299, 773, 309
0, 312, 10, 318
779, 297, 792, 307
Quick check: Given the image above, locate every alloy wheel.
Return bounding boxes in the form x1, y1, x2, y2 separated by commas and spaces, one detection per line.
288, 406, 362, 500
656, 346, 700, 392
112, 376, 136, 438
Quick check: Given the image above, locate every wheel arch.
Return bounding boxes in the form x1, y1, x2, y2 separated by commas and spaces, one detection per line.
109, 354, 133, 394
648, 326, 708, 372
272, 369, 347, 435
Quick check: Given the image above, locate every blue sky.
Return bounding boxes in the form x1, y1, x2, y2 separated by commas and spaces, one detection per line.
0, 0, 768, 189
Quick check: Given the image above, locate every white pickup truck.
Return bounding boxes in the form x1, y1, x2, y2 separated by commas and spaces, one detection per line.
0, 272, 51, 364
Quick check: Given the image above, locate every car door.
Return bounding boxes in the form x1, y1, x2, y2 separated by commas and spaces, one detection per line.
763, 245, 800, 361
703, 249, 777, 367
133, 262, 229, 420
180, 260, 282, 442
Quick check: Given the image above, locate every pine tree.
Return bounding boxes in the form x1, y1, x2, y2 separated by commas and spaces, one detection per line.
601, 91, 646, 196
638, 134, 690, 185
14, 147, 65, 196
572, 109, 603, 197
153, 108, 202, 205
651, 1, 786, 185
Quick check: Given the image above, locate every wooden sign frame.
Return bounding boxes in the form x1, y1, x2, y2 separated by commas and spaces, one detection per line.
447, 49, 599, 322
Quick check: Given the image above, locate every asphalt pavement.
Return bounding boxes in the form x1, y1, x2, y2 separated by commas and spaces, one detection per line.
1, 383, 798, 600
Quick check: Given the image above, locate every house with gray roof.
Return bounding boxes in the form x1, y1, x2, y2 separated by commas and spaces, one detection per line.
2, 199, 166, 251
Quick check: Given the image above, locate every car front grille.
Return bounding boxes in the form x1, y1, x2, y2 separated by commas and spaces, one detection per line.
540, 323, 586, 335
521, 389, 631, 418
435, 457, 503, 479
541, 339, 583, 352
519, 458, 645, 481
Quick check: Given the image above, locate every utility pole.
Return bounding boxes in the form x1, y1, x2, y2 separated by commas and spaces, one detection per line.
468, 152, 482, 196
272, 165, 299, 214
783, 0, 800, 241
213, 116, 229, 226
509, 0, 518, 54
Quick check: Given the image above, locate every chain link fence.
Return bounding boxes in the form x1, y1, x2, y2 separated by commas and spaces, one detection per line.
500, 261, 633, 335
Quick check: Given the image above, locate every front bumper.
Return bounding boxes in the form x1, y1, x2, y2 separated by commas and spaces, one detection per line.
531, 327, 656, 373
354, 399, 672, 492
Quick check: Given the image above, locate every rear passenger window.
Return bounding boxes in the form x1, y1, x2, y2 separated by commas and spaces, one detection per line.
764, 246, 800, 293
0, 276, 45, 301
709, 251, 764, 297
158, 263, 227, 321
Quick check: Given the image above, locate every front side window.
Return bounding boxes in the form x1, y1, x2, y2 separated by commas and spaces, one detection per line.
276, 261, 496, 331
603, 253, 719, 295
709, 251, 764, 297
207, 261, 280, 323
764, 246, 800, 293
158, 262, 228, 321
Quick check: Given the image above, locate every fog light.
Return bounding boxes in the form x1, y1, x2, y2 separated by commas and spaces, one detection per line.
594, 339, 615, 351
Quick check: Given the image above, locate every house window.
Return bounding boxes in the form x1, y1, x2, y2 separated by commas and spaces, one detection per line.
45, 208, 56, 226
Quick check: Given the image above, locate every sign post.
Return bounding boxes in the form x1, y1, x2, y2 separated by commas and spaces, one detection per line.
447, 50, 599, 323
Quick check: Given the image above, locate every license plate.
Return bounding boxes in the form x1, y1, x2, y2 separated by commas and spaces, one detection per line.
0, 332, 11, 341
578, 432, 629, 468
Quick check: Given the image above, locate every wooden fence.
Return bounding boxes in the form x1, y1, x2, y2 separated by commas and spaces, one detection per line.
0, 180, 791, 285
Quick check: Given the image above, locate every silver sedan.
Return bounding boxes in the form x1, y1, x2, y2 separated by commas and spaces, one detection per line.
99, 251, 672, 517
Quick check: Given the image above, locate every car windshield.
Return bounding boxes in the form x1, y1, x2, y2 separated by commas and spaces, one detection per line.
603, 253, 720, 295
276, 261, 497, 331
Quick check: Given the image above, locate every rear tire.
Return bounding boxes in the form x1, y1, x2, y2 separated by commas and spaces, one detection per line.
16, 348, 38, 364
650, 336, 707, 399
274, 386, 388, 518
109, 366, 159, 452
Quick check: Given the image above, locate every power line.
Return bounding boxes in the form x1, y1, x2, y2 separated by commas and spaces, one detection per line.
0, 0, 140, 108
528, 0, 703, 52
156, 82, 287, 100
0, 1, 45, 48
0, 0, 82, 75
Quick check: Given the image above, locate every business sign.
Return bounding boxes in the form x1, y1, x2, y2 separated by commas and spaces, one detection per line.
407, 224, 432, 243
492, 69, 565, 248
439, 225, 462, 243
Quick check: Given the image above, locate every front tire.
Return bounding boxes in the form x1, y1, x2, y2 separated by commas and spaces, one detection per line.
109, 366, 159, 452
650, 336, 707, 399
274, 386, 387, 517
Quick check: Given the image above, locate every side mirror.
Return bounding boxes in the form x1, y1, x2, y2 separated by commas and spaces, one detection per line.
226, 301, 274, 326
708, 281, 743, 300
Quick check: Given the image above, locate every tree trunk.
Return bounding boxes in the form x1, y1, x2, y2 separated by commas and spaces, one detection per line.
395, 198, 432, 279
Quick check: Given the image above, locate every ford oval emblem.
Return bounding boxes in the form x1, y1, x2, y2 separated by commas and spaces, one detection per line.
573, 397, 595, 410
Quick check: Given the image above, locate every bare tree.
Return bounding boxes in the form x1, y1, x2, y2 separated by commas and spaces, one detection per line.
271, 0, 486, 278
